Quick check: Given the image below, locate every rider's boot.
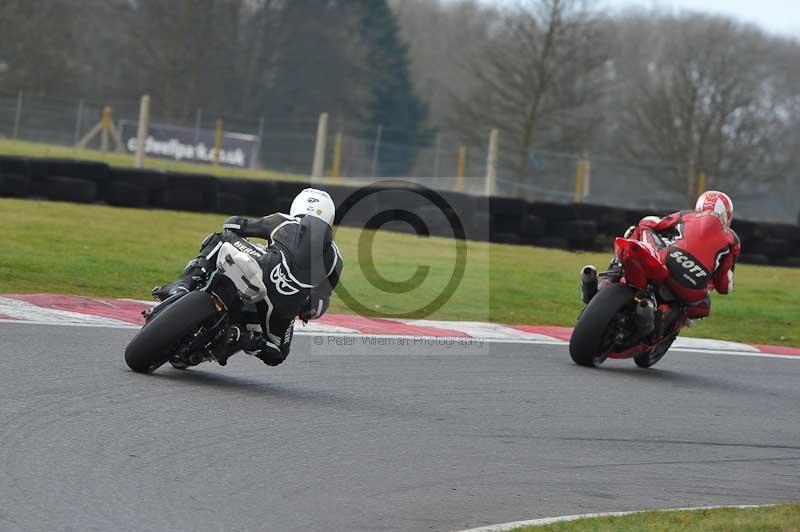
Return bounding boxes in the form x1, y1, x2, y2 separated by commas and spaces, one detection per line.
152, 233, 222, 302
222, 323, 292, 367
580, 265, 598, 304
151, 280, 191, 302
151, 257, 213, 302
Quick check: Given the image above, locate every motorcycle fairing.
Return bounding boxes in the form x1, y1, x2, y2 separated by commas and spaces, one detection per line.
216, 242, 268, 303
613, 237, 669, 291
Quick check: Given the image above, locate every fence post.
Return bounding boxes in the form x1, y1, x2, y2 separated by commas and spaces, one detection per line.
331, 131, 343, 180
194, 108, 203, 144
311, 113, 329, 180
697, 170, 706, 196
72, 100, 84, 149
250, 116, 265, 170
101, 106, 112, 153
484, 129, 499, 196
12, 91, 23, 139
433, 133, 441, 178
573, 151, 590, 203
134, 95, 150, 168
369, 124, 383, 178
456, 146, 466, 192
213, 119, 224, 167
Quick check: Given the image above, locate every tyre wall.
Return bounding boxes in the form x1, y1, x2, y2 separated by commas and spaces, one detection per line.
1, 156, 797, 266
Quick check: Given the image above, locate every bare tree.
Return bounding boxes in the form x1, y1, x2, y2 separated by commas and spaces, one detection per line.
449, 0, 611, 182
614, 13, 791, 194
0, 0, 83, 96
390, 0, 501, 130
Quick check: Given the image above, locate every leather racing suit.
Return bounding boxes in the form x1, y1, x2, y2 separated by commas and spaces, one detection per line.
157, 213, 343, 366
624, 210, 740, 318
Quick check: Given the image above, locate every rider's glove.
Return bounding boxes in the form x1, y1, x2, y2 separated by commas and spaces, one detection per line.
299, 297, 330, 323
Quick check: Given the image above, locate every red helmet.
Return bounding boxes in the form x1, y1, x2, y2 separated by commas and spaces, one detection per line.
695, 191, 733, 226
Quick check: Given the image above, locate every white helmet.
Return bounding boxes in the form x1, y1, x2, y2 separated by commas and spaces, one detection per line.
290, 188, 335, 226
695, 190, 733, 227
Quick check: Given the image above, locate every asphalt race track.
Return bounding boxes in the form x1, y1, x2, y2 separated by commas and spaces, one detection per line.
1, 322, 799, 532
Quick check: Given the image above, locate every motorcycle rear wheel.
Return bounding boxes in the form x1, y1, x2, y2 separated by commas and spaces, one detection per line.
125, 291, 218, 374
569, 283, 635, 367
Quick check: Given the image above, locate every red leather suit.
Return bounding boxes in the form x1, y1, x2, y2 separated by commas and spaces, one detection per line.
629, 210, 740, 318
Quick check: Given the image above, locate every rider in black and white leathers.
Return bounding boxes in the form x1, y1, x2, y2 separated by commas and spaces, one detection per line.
153, 189, 343, 367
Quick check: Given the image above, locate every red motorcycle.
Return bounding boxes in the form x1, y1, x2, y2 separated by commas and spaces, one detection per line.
569, 234, 691, 368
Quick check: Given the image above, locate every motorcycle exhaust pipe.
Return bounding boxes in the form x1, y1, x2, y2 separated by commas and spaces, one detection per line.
580, 265, 598, 304
635, 298, 656, 336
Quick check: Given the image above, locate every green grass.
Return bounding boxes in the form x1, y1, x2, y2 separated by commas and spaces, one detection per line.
1, 198, 798, 347
512, 504, 800, 531
0, 137, 310, 182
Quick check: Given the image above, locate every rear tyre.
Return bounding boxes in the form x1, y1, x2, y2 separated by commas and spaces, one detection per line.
125, 291, 217, 374
569, 283, 635, 367
634, 337, 675, 368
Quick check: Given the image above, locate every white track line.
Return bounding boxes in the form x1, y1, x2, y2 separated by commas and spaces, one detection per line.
0, 319, 797, 360
456, 504, 775, 531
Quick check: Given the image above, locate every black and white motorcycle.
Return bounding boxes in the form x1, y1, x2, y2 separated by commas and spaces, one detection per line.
124, 241, 268, 374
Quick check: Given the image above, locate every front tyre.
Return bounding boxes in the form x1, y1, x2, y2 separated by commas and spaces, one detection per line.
569, 283, 635, 367
125, 291, 217, 374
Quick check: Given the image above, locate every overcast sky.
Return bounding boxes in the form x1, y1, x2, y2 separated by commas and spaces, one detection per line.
482, 0, 800, 36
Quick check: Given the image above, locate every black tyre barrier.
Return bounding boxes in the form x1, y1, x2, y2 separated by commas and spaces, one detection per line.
44, 177, 97, 203
472, 212, 492, 240
751, 238, 791, 259
217, 193, 248, 214
492, 232, 521, 245
488, 196, 526, 235
46, 159, 110, 199
782, 257, 800, 268
739, 253, 770, 265
4, 156, 799, 266
553, 220, 599, 249
0, 173, 30, 197
272, 181, 307, 207
756, 222, 797, 242
731, 220, 758, 243
533, 236, 570, 249
46, 159, 109, 181
155, 174, 219, 212
334, 185, 382, 228
520, 214, 547, 241
416, 204, 454, 238
529, 202, 575, 223
0, 156, 29, 177
25, 158, 51, 196
217, 178, 282, 216
106, 182, 150, 208
106, 168, 168, 207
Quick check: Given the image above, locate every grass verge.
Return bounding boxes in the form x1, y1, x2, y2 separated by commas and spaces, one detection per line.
0, 198, 798, 347
510, 504, 800, 531
0, 138, 308, 182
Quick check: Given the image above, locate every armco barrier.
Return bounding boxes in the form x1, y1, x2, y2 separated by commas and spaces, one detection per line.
1, 155, 798, 267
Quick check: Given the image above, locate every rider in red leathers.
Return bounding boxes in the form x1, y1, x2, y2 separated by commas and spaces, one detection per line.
581, 191, 740, 319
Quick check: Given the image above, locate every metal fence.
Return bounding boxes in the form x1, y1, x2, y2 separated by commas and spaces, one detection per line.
1, 91, 797, 225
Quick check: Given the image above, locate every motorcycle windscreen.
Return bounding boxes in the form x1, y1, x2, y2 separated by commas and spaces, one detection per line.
614, 237, 669, 290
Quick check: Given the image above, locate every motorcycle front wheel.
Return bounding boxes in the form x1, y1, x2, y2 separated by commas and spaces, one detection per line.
569, 283, 635, 367
125, 291, 218, 374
